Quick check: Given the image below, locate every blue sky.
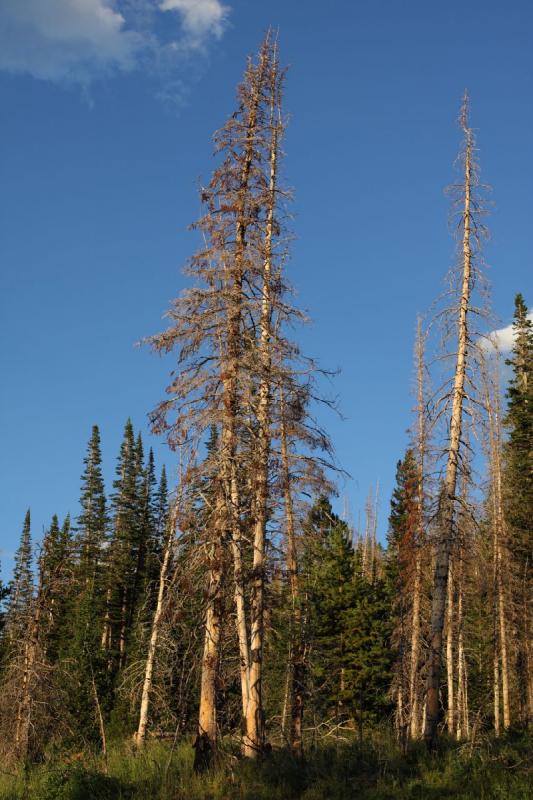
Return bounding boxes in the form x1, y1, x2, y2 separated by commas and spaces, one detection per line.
1, 0, 532, 579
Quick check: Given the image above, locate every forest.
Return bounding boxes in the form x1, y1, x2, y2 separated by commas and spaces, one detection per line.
0, 33, 531, 800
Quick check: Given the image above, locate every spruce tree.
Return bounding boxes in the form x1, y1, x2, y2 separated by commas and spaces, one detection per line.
504, 293, 533, 726
77, 425, 108, 579
5, 510, 34, 640
61, 426, 110, 741
40, 514, 73, 663
386, 451, 420, 741
155, 465, 169, 553
303, 497, 355, 722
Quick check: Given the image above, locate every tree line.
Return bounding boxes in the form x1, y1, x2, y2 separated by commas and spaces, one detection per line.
0, 33, 531, 771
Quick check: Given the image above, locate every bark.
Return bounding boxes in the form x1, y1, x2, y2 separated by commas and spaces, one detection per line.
195, 505, 224, 771
483, 352, 511, 731
410, 316, 426, 739
456, 574, 466, 739
135, 504, 177, 746
15, 603, 41, 761
281, 388, 305, 758
243, 47, 279, 757
425, 97, 474, 749
220, 37, 269, 742
101, 587, 112, 650
493, 624, 501, 736
446, 560, 455, 735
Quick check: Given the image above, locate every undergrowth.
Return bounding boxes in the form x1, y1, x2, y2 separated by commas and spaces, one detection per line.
0, 731, 530, 799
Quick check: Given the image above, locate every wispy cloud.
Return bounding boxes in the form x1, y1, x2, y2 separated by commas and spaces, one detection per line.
483, 309, 533, 352
0, 0, 229, 85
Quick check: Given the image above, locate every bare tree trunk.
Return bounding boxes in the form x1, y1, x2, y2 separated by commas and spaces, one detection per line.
410, 316, 426, 739
243, 48, 280, 757
425, 96, 474, 749
119, 590, 128, 669
456, 575, 465, 739
446, 560, 455, 735
493, 624, 501, 736
195, 509, 224, 772
101, 587, 112, 650
88, 649, 108, 770
15, 606, 41, 761
135, 504, 177, 746
280, 389, 305, 757
482, 350, 511, 731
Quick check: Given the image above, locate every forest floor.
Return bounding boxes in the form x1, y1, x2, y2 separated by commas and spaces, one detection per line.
0, 731, 531, 799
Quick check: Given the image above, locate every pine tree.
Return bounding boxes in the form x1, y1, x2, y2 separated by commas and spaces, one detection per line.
5, 510, 34, 640
76, 425, 108, 581
504, 293, 533, 726
63, 426, 110, 742
40, 514, 73, 663
102, 419, 140, 674
386, 450, 420, 744
155, 465, 169, 550
303, 498, 392, 740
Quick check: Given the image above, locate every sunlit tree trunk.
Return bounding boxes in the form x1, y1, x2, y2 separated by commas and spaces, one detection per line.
410, 316, 427, 739
446, 560, 455, 735
195, 500, 225, 771
482, 350, 511, 731
135, 504, 177, 746
425, 95, 477, 749
280, 388, 305, 757
244, 47, 280, 757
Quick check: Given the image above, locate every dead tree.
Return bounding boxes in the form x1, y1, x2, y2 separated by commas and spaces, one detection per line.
134, 497, 180, 746
424, 93, 490, 749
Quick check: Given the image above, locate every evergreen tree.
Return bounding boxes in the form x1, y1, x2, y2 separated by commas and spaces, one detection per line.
303, 498, 393, 736
343, 569, 393, 729
5, 510, 34, 640
76, 425, 108, 579
303, 498, 355, 722
60, 426, 110, 742
104, 419, 139, 671
386, 451, 420, 740
504, 293, 533, 726
155, 465, 169, 552
40, 514, 73, 663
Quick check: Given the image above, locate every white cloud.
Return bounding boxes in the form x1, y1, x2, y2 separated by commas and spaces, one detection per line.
160, 0, 229, 44
483, 309, 533, 352
0, 0, 229, 84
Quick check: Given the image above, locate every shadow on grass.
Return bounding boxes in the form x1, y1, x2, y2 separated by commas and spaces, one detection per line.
0, 731, 530, 800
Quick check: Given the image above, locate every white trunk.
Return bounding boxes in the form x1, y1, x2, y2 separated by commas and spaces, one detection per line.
243, 58, 279, 756
425, 100, 473, 748
446, 560, 455, 735
135, 506, 176, 746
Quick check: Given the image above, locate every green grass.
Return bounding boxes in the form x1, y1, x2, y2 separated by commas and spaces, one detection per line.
0, 732, 530, 799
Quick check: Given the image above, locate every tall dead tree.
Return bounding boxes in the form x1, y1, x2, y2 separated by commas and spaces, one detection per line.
149, 34, 334, 762
424, 93, 490, 749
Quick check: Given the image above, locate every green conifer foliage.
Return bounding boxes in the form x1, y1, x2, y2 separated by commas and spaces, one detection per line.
504, 293, 533, 726
77, 425, 108, 577
386, 451, 420, 729
40, 514, 73, 662
5, 510, 34, 639
155, 465, 169, 549
61, 426, 110, 739
303, 498, 393, 737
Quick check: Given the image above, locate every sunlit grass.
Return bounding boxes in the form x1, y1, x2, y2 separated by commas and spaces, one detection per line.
0, 731, 530, 799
